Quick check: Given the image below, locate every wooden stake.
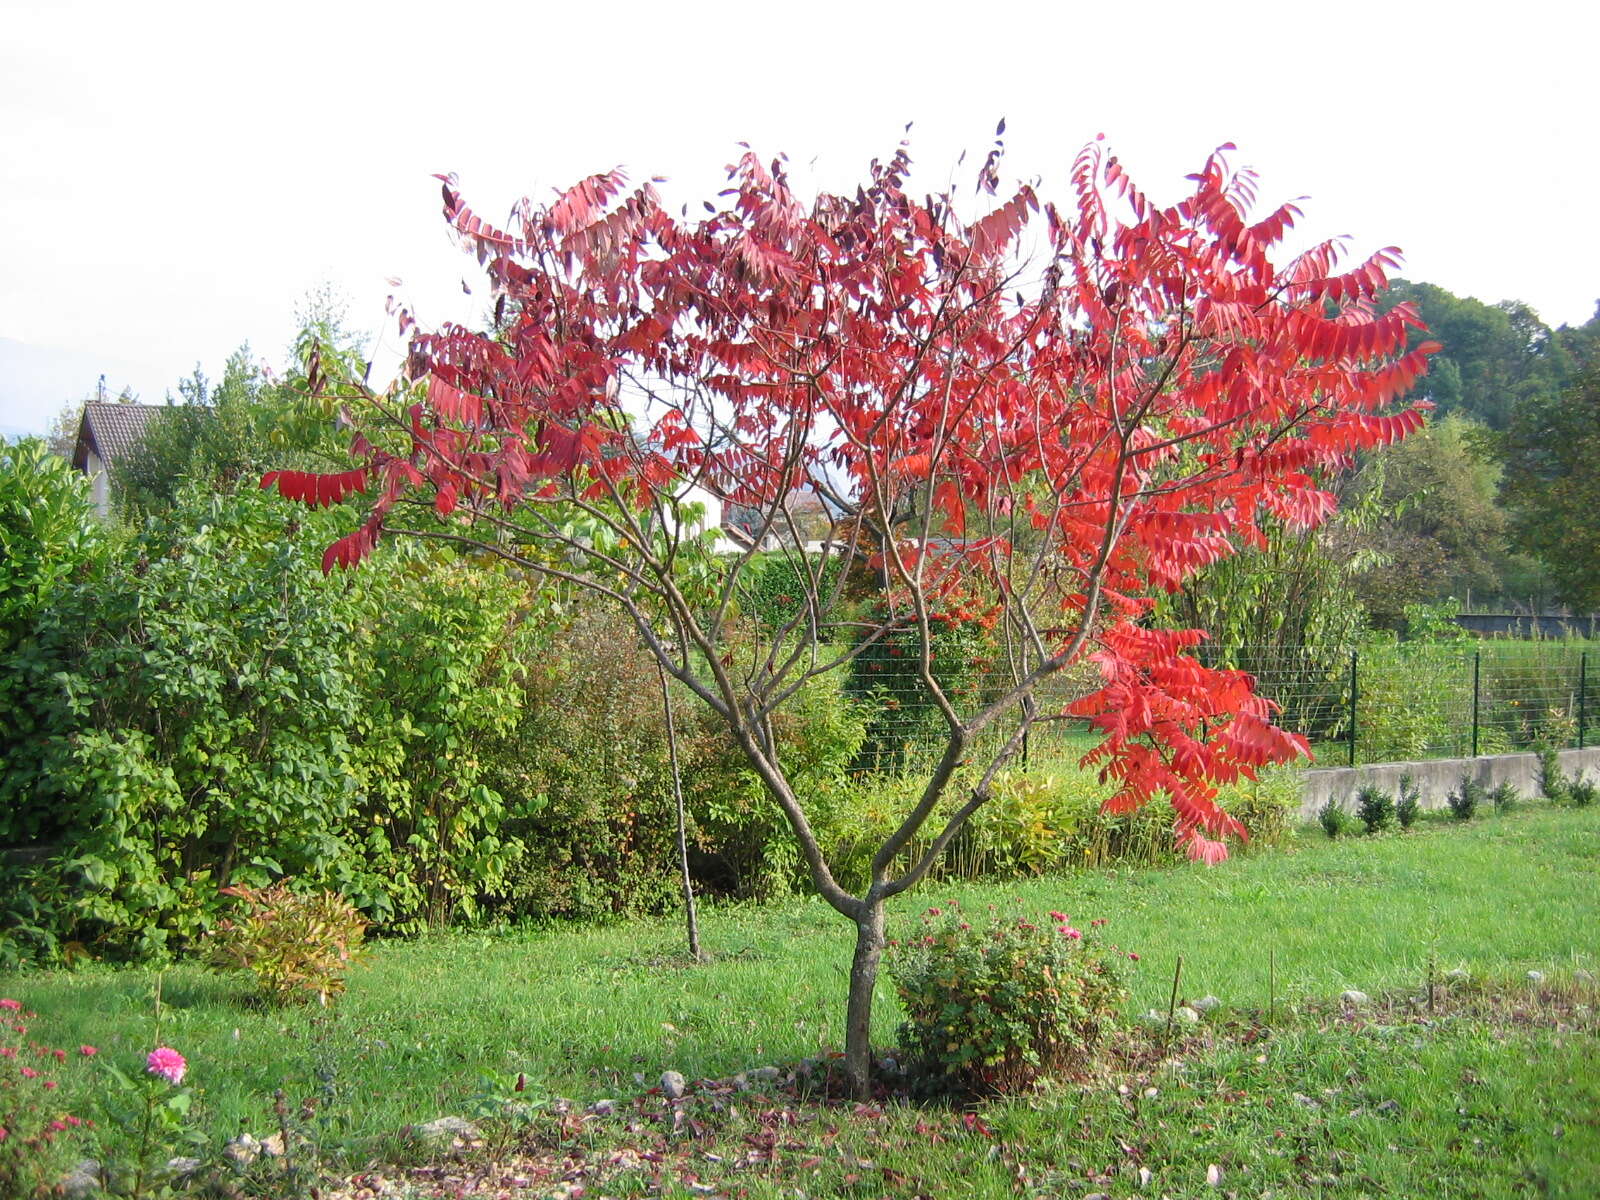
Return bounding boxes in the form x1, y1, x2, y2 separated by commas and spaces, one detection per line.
1165, 954, 1185, 1046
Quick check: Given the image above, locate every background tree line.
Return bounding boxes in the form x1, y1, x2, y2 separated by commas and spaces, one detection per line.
1162, 279, 1600, 658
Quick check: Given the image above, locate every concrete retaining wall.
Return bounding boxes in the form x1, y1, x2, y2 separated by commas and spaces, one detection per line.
1298, 746, 1600, 821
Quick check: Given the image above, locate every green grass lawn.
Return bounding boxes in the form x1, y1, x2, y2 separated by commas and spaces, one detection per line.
7, 804, 1599, 1197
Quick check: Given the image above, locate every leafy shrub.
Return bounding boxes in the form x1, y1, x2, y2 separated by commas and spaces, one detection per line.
1355, 785, 1395, 834
1396, 774, 1421, 829
1351, 639, 1469, 763
493, 605, 685, 920
1219, 768, 1301, 849
1489, 781, 1519, 814
737, 551, 847, 633
205, 882, 368, 1005
2, 481, 558, 959
686, 637, 868, 900
846, 602, 1000, 772
917, 763, 1297, 883
0, 438, 101, 834
351, 551, 543, 931
888, 903, 1125, 1095
1448, 774, 1483, 821
1319, 801, 1348, 839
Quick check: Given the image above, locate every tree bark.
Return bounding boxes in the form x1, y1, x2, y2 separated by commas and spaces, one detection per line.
843, 897, 886, 1098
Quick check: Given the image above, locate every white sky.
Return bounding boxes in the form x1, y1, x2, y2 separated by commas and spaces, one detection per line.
2, 0, 1595, 435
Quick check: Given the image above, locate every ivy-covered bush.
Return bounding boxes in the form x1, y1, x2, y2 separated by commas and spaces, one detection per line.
737, 550, 847, 633
846, 602, 1001, 772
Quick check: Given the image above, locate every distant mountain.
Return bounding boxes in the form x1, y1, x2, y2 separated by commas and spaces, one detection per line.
0, 337, 176, 438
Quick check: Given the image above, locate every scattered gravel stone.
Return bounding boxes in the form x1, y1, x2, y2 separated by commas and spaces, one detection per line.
1173, 1005, 1201, 1026
660, 1070, 688, 1100
1206, 1162, 1224, 1186
1139, 1008, 1166, 1025
1137, 1165, 1153, 1189
259, 1132, 287, 1158
589, 1099, 615, 1115
749, 1065, 781, 1083
1192, 995, 1221, 1015
1376, 1099, 1401, 1114
224, 1133, 261, 1168
1445, 968, 1470, 982
1527, 970, 1546, 985
411, 1116, 481, 1145
1142, 1086, 1159, 1099
165, 1157, 202, 1180
59, 1160, 101, 1198
1574, 968, 1595, 985
1340, 990, 1370, 1006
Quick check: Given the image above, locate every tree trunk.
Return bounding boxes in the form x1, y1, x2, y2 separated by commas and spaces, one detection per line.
843, 898, 886, 1098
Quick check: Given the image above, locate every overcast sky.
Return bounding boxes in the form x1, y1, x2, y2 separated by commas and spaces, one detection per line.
2, 0, 1594, 436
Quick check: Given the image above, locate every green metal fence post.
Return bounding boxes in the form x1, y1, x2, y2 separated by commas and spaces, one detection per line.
1348, 650, 1358, 768
1471, 650, 1480, 759
1581, 651, 1588, 750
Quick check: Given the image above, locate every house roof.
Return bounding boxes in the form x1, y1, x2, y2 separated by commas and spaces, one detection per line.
72, 402, 165, 471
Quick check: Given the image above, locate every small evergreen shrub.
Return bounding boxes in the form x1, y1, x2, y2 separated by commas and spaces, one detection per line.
1538, 748, 1569, 803
1355, 786, 1395, 834
888, 903, 1125, 1096
1395, 774, 1421, 829
1569, 773, 1597, 807
1489, 781, 1519, 814
206, 882, 368, 1006
1318, 801, 1347, 839
1447, 774, 1483, 821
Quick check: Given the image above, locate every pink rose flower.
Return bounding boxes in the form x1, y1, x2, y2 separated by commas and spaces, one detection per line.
79, 1045, 98, 1057
1064, 927, 1083, 940
0, 999, 20, 1011
146, 1047, 187, 1085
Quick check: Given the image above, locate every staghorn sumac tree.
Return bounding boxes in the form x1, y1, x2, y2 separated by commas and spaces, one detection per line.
265, 135, 1434, 1095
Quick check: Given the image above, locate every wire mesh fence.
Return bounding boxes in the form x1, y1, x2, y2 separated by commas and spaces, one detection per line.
840, 641, 1600, 776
